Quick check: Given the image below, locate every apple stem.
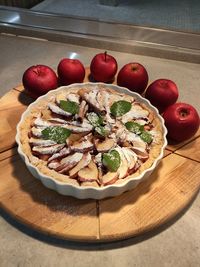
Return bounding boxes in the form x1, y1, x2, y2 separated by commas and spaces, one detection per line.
33, 70, 38, 75
33, 67, 40, 75
104, 51, 107, 62
180, 109, 189, 117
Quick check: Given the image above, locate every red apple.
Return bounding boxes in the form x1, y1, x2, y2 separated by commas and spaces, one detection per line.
22, 65, 58, 98
117, 62, 148, 94
90, 51, 118, 82
163, 103, 200, 142
145, 79, 179, 113
57, 58, 85, 85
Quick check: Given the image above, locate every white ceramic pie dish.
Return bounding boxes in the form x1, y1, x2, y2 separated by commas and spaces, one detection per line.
16, 82, 167, 199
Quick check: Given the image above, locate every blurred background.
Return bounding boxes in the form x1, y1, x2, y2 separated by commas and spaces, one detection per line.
0, 0, 199, 33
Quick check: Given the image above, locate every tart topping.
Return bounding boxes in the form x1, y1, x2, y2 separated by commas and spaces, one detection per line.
47, 117, 68, 124
67, 93, 80, 103
114, 147, 129, 179
140, 131, 153, 144
29, 137, 57, 147
56, 152, 83, 173
79, 88, 106, 114
102, 149, 121, 172
60, 100, 79, 115
60, 152, 83, 165
48, 103, 72, 117
102, 92, 116, 124
87, 112, 108, 137
127, 133, 147, 151
101, 171, 119, 186
27, 86, 161, 187
63, 124, 92, 134
69, 153, 91, 178
121, 103, 149, 123
87, 112, 104, 127
42, 126, 71, 144
55, 92, 67, 104
110, 100, 132, 117
95, 125, 108, 137
34, 117, 54, 128
125, 121, 144, 135
77, 100, 88, 122
48, 147, 71, 162
78, 160, 98, 182
125, 121, 153, 144
70, 137, 94, 152
94, 137, 115, 152
32, 144, 65, 155
122, 147, 137, 171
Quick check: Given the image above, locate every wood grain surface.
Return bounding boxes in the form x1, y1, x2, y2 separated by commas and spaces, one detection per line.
175, 137, 200, 162
0, 151, 199, 241
0, 154, 99, 241
0, 77, 199, 242
0, 90, 32, 153
98, 154, 200, 240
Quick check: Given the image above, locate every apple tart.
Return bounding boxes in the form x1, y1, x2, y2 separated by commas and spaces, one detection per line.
18, 83, 166, 192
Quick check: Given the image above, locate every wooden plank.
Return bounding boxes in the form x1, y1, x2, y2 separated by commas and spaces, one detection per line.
163, 149, 171, 157
0, 90, 33, 152
0, 147, 18, 161
175, 136, 200, 163
0, 151, 199, 242
0, 155, 99, 241
13, 84, 24, 93
99, 154, 200, 241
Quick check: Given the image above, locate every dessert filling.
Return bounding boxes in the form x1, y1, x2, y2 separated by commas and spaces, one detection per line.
25, 85, 162, 187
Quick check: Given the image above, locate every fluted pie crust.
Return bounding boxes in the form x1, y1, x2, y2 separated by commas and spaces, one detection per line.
19, 84, 164, 188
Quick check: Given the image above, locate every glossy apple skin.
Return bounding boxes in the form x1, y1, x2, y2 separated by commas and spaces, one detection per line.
57, 58, 85, 85
22, 65, 58, 98
145, 79, 179, 113
90, 52, 118, 82
163, 103, 200, 142
117, 63, 148, 94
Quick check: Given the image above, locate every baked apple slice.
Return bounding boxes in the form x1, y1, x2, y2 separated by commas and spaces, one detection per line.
70, 137, 94, 152
114, 147, 129, 179
77, 100, 88, 122
101, 172, 119, 186
29, 137, 57, 146
94, 137, 115, 152
78, 88, 106, 115
55, 92, 67, 104
55, 152, 83, 173
122, 147, 137, 173
69, 153, 91, 178
48, 103, 72, 117
32, 144, 65, 155
78, 160, 98, 182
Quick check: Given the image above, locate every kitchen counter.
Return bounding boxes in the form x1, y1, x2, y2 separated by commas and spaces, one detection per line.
0, 33, 199, 267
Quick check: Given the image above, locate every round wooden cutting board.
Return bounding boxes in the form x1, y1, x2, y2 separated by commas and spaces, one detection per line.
0, 150, 199, 242
0, 71, 200, 242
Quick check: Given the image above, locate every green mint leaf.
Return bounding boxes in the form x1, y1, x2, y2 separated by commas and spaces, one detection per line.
95, 125, 108, 137
42, 126, 71, 144
87, 112, 104, 127
125, 121, 144, 135
110, 100, 131, 117
102, 150, 121, 172
140, 131, 153, 144
60, 100, 79, 115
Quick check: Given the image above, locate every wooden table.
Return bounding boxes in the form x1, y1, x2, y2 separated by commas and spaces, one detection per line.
0, 79, 199, 242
